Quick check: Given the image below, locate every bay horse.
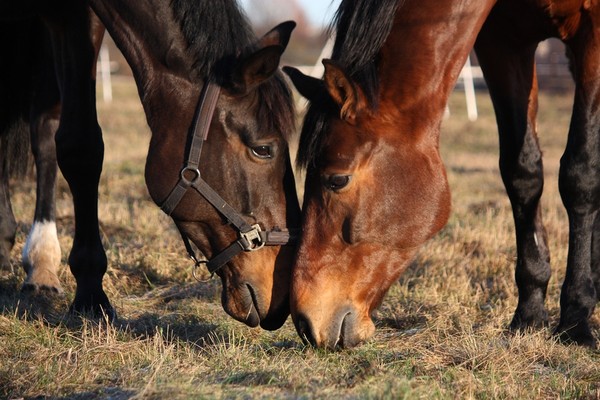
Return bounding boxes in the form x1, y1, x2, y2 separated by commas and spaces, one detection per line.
0, 0, 300, 330
285, 0, 600, 348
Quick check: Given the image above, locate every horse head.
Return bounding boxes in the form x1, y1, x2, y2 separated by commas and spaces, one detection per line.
284, 59, 451, 347
143, 17, 300, 330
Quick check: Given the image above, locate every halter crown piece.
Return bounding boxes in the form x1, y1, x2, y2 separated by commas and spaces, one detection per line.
160, 80, 297, 276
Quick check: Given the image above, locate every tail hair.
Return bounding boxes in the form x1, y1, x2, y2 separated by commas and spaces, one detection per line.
0, 117, 32, 178
0, 19, 35, 178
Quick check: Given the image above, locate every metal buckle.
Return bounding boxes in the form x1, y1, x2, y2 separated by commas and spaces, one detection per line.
192, 258, 214, 282
239, 224, 265, 251
180, 167, 201, 185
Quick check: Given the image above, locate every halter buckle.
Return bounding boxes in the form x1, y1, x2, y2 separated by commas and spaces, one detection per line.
239, 224, 265, 251
192, 258, 215, 282
180, 167, 201, 185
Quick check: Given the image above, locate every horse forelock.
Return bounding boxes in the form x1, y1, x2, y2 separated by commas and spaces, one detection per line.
255, 73, 296, 144
171, 0, 295, 143
330, 0, 401, 103
296, 102, 330, 169
297, 0, 402, 169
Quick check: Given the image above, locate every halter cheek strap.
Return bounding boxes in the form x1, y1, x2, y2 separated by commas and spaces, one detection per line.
160, 80, 297, 275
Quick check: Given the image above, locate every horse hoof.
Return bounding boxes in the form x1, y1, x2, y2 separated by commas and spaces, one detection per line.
554, 323, 597, 349
509, 314, 548, 331
21, 281, 64, 295
69, 301, 117, 323
101, 305, 117, 322
22, 268, 63, 294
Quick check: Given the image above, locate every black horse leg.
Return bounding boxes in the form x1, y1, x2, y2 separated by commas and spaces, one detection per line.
0, 20, 34, 269
44, 7, 112, 318
475, 20, 550, 330
555, 26, 600, 347
21, 26, 62, 293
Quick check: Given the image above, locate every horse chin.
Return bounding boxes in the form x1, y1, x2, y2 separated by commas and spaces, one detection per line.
259, 295, 289, 330
220, 281, 261, 327
219, 278, 288, 330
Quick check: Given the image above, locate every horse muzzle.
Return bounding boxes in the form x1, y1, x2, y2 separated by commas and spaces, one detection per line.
293, 305, 375, 349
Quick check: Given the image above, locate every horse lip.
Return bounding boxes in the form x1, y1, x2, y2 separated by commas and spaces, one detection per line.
296, 315, 316, 346
245, 283, 261, 326
337, 311, 352, 349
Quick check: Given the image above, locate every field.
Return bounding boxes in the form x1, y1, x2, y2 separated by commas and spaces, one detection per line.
1, 76, 599, 399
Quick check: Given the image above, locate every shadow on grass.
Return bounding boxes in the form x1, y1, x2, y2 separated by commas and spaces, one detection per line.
0, 272, 225, 347
138, 281, 220, 303
116, 311, 220, 346
0, 272, 71, 324
377, 312, 429, 332
40, 387, 137, 400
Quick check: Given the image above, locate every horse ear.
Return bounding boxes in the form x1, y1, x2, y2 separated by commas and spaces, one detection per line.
322, 59, 367, 124
230, 21, 295, 94
283, 66, 327, 103
258, 21, 296, 50
233, 45, 284, 94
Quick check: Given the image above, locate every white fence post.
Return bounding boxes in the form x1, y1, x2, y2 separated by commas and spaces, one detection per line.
462, 55, 478, 121
98, 44, 113, 103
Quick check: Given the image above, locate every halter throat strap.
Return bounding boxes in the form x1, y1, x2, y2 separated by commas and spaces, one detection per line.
159, 80, 296, 275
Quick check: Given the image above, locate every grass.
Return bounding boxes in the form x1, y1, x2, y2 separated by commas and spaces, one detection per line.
1, 76, 599, 399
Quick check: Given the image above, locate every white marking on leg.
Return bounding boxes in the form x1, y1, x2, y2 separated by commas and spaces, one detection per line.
22, 220, 61, 277
534, 232, 539, 247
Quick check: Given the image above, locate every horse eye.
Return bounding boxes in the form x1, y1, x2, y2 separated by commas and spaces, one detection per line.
323, 174, 352, 191
251, 145, 273, 159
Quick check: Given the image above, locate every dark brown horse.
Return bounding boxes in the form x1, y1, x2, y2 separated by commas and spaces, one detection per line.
1, 0, 300, 330
285, 0, 599, 348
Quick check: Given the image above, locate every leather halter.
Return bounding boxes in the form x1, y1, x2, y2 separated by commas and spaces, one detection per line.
160, 80, 297, 275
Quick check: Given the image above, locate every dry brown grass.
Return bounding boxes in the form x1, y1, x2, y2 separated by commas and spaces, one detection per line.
1, 77, 599, 399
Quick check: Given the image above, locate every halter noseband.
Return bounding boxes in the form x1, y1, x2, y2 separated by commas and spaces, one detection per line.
160, 80, 297, 276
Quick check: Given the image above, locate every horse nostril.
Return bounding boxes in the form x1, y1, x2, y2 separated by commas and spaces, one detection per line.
295, 314, 317, 347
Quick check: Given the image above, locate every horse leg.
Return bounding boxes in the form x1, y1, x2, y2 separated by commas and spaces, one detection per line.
555, 22, 600, 347
0, 150, 16, 269
21, 28, 62, 294
0, 125, 16, 269
475, 23, 550, 330
44, 7, 112, 318
0, 20, 32, 269
592, 215, 600, 302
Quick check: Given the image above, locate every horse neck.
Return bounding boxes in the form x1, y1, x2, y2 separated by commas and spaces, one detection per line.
89, 0, 198, 126
90, 0, 208, 206
377, 0, 495, 141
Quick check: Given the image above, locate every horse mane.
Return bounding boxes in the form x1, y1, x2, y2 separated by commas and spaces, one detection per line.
171, 0, 295, 141
297, 0, 401, 168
